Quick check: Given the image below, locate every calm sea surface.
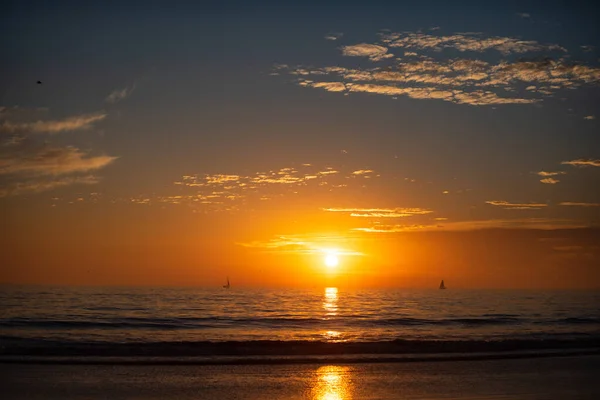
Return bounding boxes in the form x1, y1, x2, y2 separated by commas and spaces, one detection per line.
1, 286, 599, 349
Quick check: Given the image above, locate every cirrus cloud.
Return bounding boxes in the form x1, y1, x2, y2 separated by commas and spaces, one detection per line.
561, 159, 600, 167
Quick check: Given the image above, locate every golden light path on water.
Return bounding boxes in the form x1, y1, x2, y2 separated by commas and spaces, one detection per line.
322, 287, 343, 341
310, 366, 353, 400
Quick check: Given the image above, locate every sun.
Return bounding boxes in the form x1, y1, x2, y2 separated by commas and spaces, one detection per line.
325, 254, 339, 268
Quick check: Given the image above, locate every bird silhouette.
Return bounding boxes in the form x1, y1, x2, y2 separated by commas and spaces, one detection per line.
37, 81, 42, 84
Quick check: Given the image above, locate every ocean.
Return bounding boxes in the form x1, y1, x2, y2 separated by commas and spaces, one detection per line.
1, 286, 599, 359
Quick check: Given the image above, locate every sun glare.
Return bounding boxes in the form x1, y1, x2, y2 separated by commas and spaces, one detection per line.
325, 254, 339, 268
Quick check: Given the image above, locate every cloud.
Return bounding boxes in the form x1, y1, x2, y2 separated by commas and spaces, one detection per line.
0, 107, 116, 196
559, 202, 600, 207
351, 169, 374, 175
485, 200, 547, 209
584, 115, 596, 120
274, 30, 600, 107
561, 159, 600, 167
133, 164, 378, 210
353, 218, 589, 233
0, 175, 100, 197
537, 171, 566, 177
0, 146, 117, 176
0, 113, 106, 135
238, 234, 364, 256
325, 32, 343, 41
581, 45, 595, 53
323, 207, 433, 217
380, 31, 565, 55
540, 178, 560, 184
105, 85, 134, 103
341, 44, 394, 61
517, 13, 531, 18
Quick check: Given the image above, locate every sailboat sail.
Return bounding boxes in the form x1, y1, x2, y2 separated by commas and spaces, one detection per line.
439, 280, 446, 290
223, 277, 230, 289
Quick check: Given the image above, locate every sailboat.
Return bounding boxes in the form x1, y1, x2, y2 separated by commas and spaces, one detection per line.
223, 277, 230, 289
439, 280, 446, 290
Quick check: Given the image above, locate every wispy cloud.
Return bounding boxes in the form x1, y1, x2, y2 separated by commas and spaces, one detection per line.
0, 112, 106, 135
238, 234, 364, 256
559, 202, 600, 207
0, 146, 117, 176
0, 175, 100, 197
516, 12, 531, 19
353, 218, 588, 233
0, 107, 116, 196
105, 85, 135, 103
323, 207, 433, 218
584, 115, 596, 120
485, 200, 547, 209
324, 32, 343, 41
341, 44, 394, 61
561, 159, 600, 167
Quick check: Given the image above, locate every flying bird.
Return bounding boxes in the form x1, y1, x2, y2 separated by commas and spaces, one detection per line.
37, 81, 42, 84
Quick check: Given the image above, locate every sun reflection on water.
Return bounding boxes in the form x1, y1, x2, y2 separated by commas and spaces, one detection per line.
323, 287, 338, 316
310, 365, 352, 400
322, 287, 344, 341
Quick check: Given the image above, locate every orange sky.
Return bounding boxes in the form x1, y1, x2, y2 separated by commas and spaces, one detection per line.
2, 199, 599, 289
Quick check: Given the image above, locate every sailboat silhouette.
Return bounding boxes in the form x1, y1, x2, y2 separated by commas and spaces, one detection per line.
439, 280, 446, 290
223, 277, 230, 289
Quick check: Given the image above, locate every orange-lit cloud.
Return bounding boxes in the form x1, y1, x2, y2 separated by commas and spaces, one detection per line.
380, 31, 565, 54
485, 200, 547, 209
561, 159, 600, 167
0, 175, 100, 197
0, 146, 117, 176
0, 112, 106, 135
540, 178, 560, 184
559, 202, 600, 207
341, 43, 394, 61
0, 107, 116, 196
537, 171, 566, 177
323, 207, 433, 217
130, 164, 378, 210
354, 218, 589, 232
238, 234, 364, 256
275, 30, 600, 106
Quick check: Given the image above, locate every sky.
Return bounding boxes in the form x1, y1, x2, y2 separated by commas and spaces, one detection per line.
1, 0, 599, 288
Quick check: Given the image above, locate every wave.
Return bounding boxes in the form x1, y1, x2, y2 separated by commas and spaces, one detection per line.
2, 316, 598, 330
1, 335, 600, 358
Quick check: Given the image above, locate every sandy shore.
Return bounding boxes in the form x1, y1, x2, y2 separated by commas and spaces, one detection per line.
4, 355, 600, 399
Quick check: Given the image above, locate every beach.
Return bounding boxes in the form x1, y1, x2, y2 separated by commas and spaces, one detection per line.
4, 354, 600, 399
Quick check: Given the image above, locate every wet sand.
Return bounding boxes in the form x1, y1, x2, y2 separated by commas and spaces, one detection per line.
4, 355, 600, 399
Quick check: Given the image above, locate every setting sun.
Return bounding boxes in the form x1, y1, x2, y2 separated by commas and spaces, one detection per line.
325, 254, 339, 268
